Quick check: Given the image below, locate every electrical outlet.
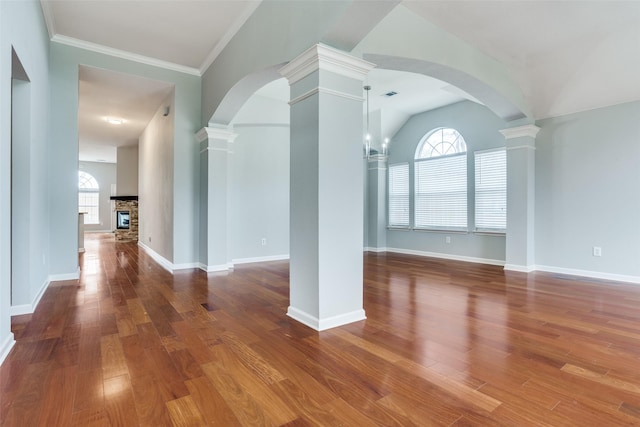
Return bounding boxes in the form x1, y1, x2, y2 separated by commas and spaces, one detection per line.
593, 246, 602, 257
445, 236, 451, 244
261, 238, 267, 246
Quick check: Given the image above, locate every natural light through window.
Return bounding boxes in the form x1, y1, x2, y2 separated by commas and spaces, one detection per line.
79, 171, 99, 225
414, 128, 468, 230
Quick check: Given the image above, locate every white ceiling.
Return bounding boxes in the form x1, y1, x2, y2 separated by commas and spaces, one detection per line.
42, 0, 640, 161
42, 0, 261, 73
78, 66, 173, 163
403, 1, 640, 119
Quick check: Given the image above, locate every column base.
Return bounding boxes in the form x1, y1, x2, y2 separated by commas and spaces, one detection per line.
287, 306, 366, 331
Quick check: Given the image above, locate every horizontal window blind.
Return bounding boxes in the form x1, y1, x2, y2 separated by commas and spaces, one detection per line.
79, 191, 100, 225
415, 154, 467, 230
475, 149, 506, 231
388, 163, 409, 227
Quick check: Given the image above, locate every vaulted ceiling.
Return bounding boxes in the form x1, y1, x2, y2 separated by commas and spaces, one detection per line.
40, 0, 640, 161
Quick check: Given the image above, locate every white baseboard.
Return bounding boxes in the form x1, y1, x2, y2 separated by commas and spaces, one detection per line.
85, 230, 113, 233
138, 241, 174, 272
198, 262, 233, 273
232, 254, 289, 265
0, 333, 15, 366
534, 264, 640, 284
172, 262, 201, 271
10, 277, 50, 316
287, 306, 366, 331
138, 242, 214, 273
49, 268, 80, 282
364, 247, 388, 253
504, 264, 536, 273
385, 247, 505, 266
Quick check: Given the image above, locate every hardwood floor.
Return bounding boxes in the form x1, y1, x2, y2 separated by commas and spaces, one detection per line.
2, 233, 640, 426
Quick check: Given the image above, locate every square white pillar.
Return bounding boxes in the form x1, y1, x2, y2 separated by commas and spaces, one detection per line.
501, 125, 539, 272
196, 126, 236, 272
280, 44, 374, 330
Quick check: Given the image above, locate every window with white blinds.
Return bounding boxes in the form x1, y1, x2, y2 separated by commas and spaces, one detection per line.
79, 171, 100, 225
414, 154, 467, 230
388, 163, 409, 227
474, 148, 507, 232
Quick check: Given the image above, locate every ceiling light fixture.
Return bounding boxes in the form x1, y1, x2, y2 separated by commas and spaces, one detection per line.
106, 117, 124, 125
364, 85, 371, 159
364, 85, 391, 158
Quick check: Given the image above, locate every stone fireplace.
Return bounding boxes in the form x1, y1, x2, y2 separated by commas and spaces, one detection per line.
111, 196, 138, 242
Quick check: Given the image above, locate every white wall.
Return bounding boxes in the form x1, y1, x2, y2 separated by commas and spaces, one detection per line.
535, 101, 640, 281
116, 145, 138, 196
0, 0, 51, 363
79, 161, 116, 232
139, 91, 175, 261
230, 94, 290, 262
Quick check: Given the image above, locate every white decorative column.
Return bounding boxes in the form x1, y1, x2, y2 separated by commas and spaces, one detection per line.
196, 126, 237, 271
367, 154, 388, 251
500, 124, 539, 272
280, 44, 375, 331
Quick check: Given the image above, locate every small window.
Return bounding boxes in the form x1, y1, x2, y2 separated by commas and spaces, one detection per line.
388, 163, 409, 227
79, 171, 99, 225
414, 128, 468, 230
475, 149, 507, 232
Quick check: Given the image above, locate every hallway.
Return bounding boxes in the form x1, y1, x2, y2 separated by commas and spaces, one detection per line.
1, 234, 640, 425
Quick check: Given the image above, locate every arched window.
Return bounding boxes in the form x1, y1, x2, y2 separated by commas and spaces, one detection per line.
79, 171, 100, 225
415, 127, 467, 159
414, 128, 468, 230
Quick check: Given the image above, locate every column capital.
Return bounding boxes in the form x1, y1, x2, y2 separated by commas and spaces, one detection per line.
195, 126, 237, 144
499, 124, 540, 140
279, 43, 375, 85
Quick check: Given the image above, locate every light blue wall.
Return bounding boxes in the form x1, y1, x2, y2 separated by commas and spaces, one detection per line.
139, 92, 175, 261
230, 94, 290, 261
0, 0, 51, 361
79, 161, 116, 232
384, 101, 507, 262
535, 101, 640, 279
48, 43, 201, 272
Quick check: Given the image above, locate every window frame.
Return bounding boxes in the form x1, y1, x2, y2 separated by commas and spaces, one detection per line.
78, 171, 100, 225
387, 162, 410, 229
413, 128, 468, 232
474, 147, 507, 234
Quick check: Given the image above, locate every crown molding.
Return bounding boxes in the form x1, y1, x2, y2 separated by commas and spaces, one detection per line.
279, 43, 375, 85
499, 124, 540, 140
51, 34, 200, 76
39, 0, 56, 39
289, 87, 364, 106
199, 1, 262, 75
196, 126, 238, 143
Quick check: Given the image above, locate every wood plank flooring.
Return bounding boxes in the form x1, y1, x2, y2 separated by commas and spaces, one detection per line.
2, 233, 640, 426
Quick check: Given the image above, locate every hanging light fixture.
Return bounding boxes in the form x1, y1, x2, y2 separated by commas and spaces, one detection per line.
364, 85, 371, 158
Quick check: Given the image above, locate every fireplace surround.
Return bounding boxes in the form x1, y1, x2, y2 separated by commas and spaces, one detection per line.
111, 196, 138, 241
